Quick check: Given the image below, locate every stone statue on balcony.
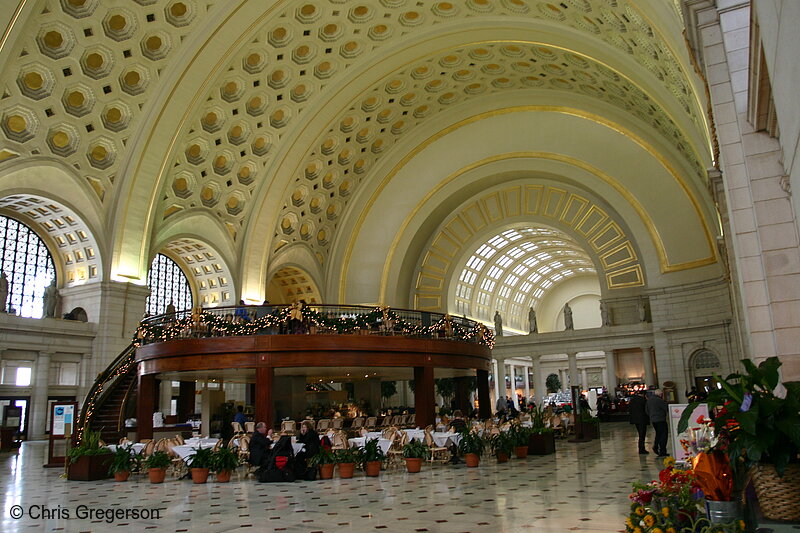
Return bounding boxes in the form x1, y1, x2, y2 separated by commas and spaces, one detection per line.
493, 310, 503, 337
637, 296, 647, 322
528, 307, 537, 334
563, 303, 574, 330
43, 279, 60, 318
600, 301, 611, 327
0, 271, 7, 313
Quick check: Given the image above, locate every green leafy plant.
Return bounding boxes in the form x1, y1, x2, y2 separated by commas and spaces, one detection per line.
107, 444, 139, 475
67, 429, 111, 464
188, 446, 215, 469
143, 450, 171, 469
457, 430, 486, 456
508, 423, 532, 447
211, 446, 240, 472
529, 405, 554, 435
489, 431, 514, 456
677, 356, 800, 477
333, 447, 362, 464
308, 448, 336, 466
361, 438, 386, 464
402, 439, 430, 459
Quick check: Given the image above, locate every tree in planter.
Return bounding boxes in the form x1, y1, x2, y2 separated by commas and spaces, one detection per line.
528, 405, 556, 455
508, 423, 532, 458
333, 447, 362, 479
457, 430, 486, 467
361, 438, 386, 477
380, 381, 397, 408
67, 429, 112, 481
107, 444, 139, 481
143, 451, 171, 483
188, 446, 215, 484
402, 439, 430, 473
546, 373, 561, 393
309, 448, 337, 479
211, 446, 240, 483
435, 378, 455, 408
489, 431, 514, 463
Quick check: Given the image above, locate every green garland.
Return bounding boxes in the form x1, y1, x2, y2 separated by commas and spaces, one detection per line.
133, 306, 494, 348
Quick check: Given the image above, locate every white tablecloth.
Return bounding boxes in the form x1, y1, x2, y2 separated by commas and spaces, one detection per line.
347, 437, 392, 454
106, 443, 145, 454
403, 429, 425, 442
431, 432, 461, 447
172, 442, 216, 463
184, 438, 219, 447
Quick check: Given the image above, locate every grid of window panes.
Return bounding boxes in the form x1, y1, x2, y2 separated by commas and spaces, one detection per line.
0, 215, 56, 318
455, 227, 596, 331
146, 253, 193, 316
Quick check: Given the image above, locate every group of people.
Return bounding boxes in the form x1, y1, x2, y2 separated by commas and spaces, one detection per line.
248, 420, 324, 482
628, 388, 670, 457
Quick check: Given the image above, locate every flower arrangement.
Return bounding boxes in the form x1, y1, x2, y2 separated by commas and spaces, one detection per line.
625, 458, 745, 533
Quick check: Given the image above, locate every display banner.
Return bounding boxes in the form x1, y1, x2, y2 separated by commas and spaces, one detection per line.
668, 403, 708, 461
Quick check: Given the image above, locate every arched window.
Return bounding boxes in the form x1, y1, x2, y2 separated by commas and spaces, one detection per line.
0, 215, 56, 318
693, 350, 720, 370
145, 253, 193, 316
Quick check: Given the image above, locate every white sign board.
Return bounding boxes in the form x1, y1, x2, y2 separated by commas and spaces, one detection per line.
668, 403, 708, 461
52, 404, 75, 437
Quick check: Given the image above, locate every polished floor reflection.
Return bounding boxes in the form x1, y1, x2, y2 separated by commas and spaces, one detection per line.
0, 423, 663, 532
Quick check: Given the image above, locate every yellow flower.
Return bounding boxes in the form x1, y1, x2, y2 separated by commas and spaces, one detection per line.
666, 528, 677, 533
626, 517, 633, 528
662, 456, 675, 468
661, 506, 670, 518
634, 528, 643, 533
652, 528, 664, 533
635, 506, 645, 516
739, 520, 745, 530
643, 514, 656, 527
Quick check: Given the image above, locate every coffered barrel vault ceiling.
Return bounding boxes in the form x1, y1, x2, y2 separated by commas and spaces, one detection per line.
0, 0, 715, 305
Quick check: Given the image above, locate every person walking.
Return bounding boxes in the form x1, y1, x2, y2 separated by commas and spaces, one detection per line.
628, 391, 649, 454
645, 389, 669, 457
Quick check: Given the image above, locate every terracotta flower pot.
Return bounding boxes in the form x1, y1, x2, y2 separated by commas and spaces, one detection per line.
191, 468, 210, 484
496, 452, 509, 464
113, 470, 130, 482
514, 446, 529, 459
338, 462, 355, 479
319, 463, 335, 479
405, 457, 422, 473
365, 460, 381, 477
465, 453, 480, 467
148, 467, 167, 484
216, 469, 232, 483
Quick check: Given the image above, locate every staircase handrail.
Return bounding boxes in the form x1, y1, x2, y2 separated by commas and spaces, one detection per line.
75, 342, 137, 444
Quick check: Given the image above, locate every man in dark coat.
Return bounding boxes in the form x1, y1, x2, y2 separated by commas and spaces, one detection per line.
249, 422, 272, 469
645, 389, 670, 457
295, 420, 321, 475
628, 391, 649, 454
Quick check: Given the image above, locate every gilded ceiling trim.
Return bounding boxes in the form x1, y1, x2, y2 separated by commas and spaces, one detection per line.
337, 107, 717, 302
0, 0, 28, 56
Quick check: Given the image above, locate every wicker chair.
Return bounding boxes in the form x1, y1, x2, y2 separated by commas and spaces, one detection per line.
317, 419, 331, 432
424, 429, 450, 464
280, 420, 296, 435
244, 421, 255, 433
231, 421, 244, 434
331, 418, 344, 430
365, 416, 377, 429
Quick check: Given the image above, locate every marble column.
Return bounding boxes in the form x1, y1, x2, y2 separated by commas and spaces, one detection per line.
581, 367, 588, 390
30, 351, 52, 439
159, 379, 173, 416
523, 363, 530, 399
532, 356, 547, 406
509, 363, 519, 408
642, 346, 655, 387
605, 350, 617, 392
492, 358, 501, 405
568, 352, 579, 391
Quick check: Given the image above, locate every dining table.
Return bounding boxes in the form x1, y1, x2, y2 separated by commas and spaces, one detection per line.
106, 443, 145, 454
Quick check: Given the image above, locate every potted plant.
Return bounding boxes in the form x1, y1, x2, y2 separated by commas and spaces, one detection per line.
188, 446, 214, 483
678, 356, 800, 522
334, 447, 361, 479
509, 424, 531, 459
528, 406, 556, 455
67, 429, 112, 481
489, 431, 514, 463
309, 448, 336, 479
211, 446, 239, 483
361, 438, 385, 477
107, 444, 139, 481
402, 439, 429, 473
457, 430, 486, 467
143, 450, 171, 483
579, 410, 600, 440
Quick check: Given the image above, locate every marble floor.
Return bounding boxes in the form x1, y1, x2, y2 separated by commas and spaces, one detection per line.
0, 423, 664, 533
